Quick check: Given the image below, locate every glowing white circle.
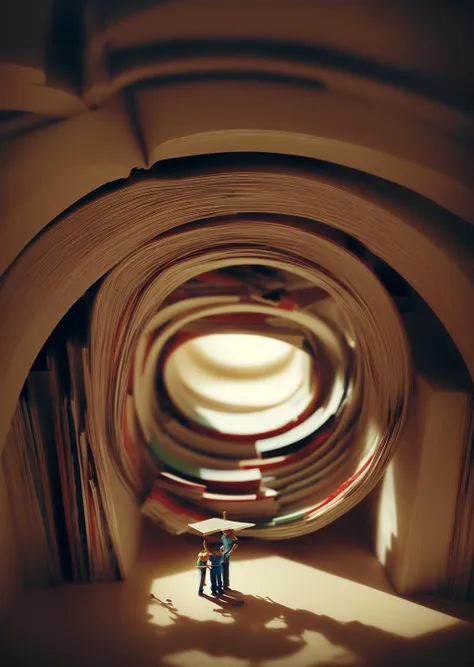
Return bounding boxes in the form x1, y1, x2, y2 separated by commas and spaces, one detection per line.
189, 333, 295, 375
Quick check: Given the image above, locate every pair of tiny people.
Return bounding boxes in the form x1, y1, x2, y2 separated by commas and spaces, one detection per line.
197, 529, 238, 595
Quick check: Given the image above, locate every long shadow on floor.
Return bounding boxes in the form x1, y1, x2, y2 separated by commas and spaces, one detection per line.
1, 521, 473, 667
148, 589, 474, 667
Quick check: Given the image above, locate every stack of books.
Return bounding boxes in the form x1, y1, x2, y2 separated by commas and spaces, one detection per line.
3, 300, 120, 587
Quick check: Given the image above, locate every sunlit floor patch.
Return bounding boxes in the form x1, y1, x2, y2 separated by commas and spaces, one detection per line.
1, 527, 472, 667
147, 555, 466, 667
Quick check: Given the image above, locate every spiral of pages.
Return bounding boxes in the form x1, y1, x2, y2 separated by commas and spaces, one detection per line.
87, 218, 412, 538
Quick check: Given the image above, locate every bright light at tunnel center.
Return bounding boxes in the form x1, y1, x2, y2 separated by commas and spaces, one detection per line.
164, 331, 315, 434
189, 333, 295, 374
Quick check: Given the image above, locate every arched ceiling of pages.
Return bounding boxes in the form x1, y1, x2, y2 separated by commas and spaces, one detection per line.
0, 168, 472, 458
1, 2, 474, 277
1, 80, 473, 277
0, 1, 473, 533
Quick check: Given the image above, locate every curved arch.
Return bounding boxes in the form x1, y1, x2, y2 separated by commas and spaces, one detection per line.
0, 103, 144, 276
2, 77, 473, 277
149, 127, 473, 223
0, 168, 472, 456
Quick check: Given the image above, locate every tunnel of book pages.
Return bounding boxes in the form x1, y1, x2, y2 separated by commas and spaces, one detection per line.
95, 237, 412, 539
0, 0, 472, 603
6, 221, 415, 568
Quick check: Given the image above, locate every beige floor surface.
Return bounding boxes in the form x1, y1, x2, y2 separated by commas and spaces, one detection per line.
0, 510, 473, 667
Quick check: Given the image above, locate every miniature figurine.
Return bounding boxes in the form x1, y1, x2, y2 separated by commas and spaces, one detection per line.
218, 510, 238, 590
196, 543, 211, 595
189, 511, 255, 593
208, 545, 225, 595
221, 527, 238, 590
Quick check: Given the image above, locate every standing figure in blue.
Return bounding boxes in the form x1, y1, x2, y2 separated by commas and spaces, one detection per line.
221, 529, 238, 589
221, 511, 239, 590
208, 545, 225, 595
